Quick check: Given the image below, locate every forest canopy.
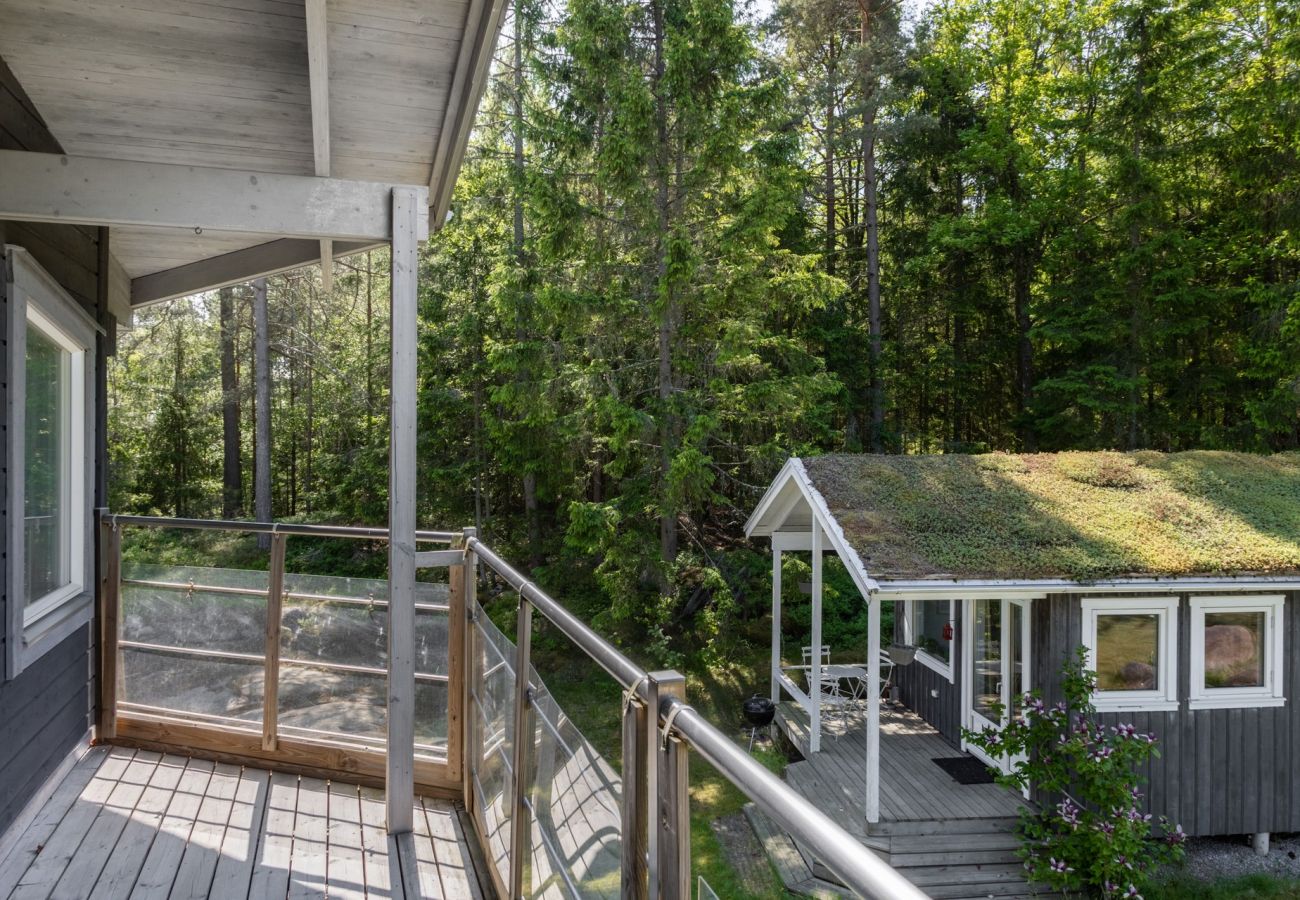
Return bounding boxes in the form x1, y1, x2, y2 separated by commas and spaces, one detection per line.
109, 0, 1298, 660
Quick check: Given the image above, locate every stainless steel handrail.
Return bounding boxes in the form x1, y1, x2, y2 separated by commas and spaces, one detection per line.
106, 513, 458, 544
465, 533, 928, 900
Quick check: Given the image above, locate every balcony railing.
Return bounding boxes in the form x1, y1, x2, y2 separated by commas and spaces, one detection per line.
98, 512, 925, 900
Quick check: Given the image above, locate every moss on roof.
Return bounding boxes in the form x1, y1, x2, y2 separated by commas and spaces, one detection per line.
800, 451, 1300, 581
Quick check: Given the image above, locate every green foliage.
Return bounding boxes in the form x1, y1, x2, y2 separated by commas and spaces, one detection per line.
964, 648, 1186, 899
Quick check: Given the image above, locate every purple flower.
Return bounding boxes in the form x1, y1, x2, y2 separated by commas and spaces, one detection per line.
1049, 857, 1072, 874
1124, 886, 1142, 899
1113, 723, 1137, 738
1165, 824, 1187, 845
1097, 819, 1116, 836
1057, 799, 1081, 827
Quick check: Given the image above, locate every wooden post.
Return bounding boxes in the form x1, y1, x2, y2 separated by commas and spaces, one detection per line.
386, 186, 421, 835
263, 532, 287, 751
508, 596, 534, 897
446, 534, 469, 788
866, 591, 881, 824
98, 517, 121, 741
651, 670, 689, 899
810, 521, 823, 754
621, 687, 649, 899
771, 547, 782, 704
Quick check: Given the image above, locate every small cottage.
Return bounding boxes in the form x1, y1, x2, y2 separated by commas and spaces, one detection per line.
746, 451, 1300, 846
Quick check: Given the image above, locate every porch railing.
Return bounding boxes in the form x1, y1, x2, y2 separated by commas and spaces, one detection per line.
97, 512, 925, 900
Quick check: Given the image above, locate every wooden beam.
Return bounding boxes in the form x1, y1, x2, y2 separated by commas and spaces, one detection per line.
304, 0, 335, 296
386, 186, 422, 835
0, 151, 427, 242
131, 238, 379, 307
429, 0, 510, 228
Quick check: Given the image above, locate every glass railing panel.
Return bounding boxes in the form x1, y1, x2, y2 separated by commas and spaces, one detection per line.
119, 561, 268, 726
471, 607, 517, 890
527, 680, 622, 898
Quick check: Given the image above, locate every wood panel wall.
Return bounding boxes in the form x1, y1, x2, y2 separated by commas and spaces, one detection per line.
893, 601, 964, 747
1034, 591, 1300, 838
0, 53, 103, 837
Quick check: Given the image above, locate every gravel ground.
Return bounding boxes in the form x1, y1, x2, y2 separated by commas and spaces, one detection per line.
1172, 834, 1300, 882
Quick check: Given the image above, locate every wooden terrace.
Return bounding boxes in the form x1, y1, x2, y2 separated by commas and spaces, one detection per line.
0, 746, 485, 900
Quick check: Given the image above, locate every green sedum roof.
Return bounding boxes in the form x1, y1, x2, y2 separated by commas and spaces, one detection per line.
800, 451, 1300, 581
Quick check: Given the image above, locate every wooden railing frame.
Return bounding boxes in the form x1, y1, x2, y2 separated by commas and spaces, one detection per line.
95, 512, 464, 804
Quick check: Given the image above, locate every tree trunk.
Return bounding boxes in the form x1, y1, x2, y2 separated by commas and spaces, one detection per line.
652, 0, 677, 579
219, 286, 243, 518
253, 277, 272, 550
861, 7, 884, 453
513, 1, 542, 566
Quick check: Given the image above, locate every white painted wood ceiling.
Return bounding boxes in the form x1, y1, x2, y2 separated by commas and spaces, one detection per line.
0, 0, 473, 279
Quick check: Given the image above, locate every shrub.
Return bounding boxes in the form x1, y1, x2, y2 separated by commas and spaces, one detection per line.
963, 647, 1185, 899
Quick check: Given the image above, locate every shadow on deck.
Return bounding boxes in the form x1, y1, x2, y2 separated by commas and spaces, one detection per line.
0, 745, 486, 899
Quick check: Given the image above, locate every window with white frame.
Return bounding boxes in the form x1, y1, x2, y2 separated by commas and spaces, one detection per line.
1081, 597, 1178, 711
906, 598, 955, 680
1189, 595, 1285, 710
5, 247, 96, 679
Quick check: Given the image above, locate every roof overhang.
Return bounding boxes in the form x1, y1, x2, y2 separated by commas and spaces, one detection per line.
0, 0, 509, 313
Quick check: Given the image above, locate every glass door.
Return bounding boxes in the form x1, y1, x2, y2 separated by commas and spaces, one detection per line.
965, 598, 1031, 772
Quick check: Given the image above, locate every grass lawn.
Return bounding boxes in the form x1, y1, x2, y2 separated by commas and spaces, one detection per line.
1149, 874, 1300, 899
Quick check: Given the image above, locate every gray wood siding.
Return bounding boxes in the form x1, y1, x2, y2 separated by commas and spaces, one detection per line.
1033, 591, 1300, 838
893, 601, 964, 747
0, 53, 99, 837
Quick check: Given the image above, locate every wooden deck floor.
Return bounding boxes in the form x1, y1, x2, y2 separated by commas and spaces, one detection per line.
0, 746, 485, 900
776, 701, 1026, 833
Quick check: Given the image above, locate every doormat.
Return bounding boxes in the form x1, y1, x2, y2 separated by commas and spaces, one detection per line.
932, 756, 996, 785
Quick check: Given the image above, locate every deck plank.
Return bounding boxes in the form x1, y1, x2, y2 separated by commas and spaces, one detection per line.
247, 771, 297, 900
325, 781, 367, 900
426, 799, 481, 900
9, 748, 137, 900
0, 745, 108, 899
169, 762, 242, 899
208, 767, 272, 900
359, 786, 403, 900
409, 796, 446, 899
51, 749, 163, 900
286, 776, 329, 898
129, 757, 217, 900
89, 755, 188, 900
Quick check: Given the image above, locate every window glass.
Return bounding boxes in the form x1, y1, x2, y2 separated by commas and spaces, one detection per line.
1203, 611, 1265, 689
24, 322, 69, 607
914, 600, 951, 663
1095, 613, 1159, 692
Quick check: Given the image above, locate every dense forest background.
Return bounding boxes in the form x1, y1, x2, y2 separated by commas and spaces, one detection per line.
109, 0, 1298, 662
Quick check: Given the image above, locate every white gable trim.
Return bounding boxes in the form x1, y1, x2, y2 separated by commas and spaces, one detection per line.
746, 458, 880, 599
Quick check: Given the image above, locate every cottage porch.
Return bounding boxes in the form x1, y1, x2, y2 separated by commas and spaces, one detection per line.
775, 702, 1026, 834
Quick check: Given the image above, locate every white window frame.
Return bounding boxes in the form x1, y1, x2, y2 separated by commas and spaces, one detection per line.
1081, 596, 1179, 712
904, 598, 955, 683
1189, 594, 1285, 710
5, 246, 97, 680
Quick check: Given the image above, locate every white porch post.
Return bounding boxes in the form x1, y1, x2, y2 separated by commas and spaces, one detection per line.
865, 592, 881, 824
810, 521, 822, 754
771, 546, 782, 703
386, 186, 421, 834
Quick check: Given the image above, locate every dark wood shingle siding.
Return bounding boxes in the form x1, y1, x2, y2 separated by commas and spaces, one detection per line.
1034, 591, 1300, 837
0, 53, 99, 837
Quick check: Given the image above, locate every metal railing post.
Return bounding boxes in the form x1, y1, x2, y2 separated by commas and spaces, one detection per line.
459, 526, 478, 809
650, 670, 689, 900
98, 515, 121, 741
508, 595, 534, 897
621, 688, 649, 899
262, 531, 287, 751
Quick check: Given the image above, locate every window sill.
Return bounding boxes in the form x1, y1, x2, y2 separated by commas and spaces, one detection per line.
914, 649, 953, 683
1092, 698, 1179, 713
1189, 696, 1285, 711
